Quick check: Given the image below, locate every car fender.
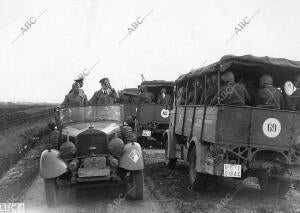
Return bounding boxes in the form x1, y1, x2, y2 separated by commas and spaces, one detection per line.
163, 129, 177, 159
40, 149, 68, 179
188, 137, 209, 173
119, 142, 144, 171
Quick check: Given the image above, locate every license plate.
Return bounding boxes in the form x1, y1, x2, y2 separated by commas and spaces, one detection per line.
142, 130, 151, 137
78, 168, 110, 177
223, 164, 241, 178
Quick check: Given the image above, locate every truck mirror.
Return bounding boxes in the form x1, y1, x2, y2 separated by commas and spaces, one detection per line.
284, 81, 296, 96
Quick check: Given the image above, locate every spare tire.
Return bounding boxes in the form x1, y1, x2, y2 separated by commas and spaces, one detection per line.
123, 126, 136, 143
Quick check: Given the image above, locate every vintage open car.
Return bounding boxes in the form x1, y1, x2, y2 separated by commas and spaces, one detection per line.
135, 80, 174, 146
164, 55, 300, 196
40, 105, 144, 206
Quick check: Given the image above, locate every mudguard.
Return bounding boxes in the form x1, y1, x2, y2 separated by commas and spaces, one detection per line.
163, 129, 177, 159
188, 137, 210, 174
40, 149, 68, 179
119, 142, 144, 171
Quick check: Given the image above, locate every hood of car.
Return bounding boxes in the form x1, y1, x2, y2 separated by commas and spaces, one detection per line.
61, 121, 121, 136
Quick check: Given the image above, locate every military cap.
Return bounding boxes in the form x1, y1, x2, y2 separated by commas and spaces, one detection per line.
75, 77, 84, 83
221, 71, 235, 83
161, 88, 167, 93
260, 74, 273, 85
99, 77, 109, 84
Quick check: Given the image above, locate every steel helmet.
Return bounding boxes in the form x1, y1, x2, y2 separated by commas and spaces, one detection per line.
260, 74, 273, 86
221, 72, 235, 83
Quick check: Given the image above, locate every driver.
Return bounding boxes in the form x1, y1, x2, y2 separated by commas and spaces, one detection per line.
89, 77, 119, 105
157, 88, 172, 107
61, 82, 88, 107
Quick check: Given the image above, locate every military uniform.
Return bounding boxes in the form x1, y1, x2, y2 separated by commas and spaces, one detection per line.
89, 88, 118, 105
257, 86, 284, 109
157, 94, 172, 106
61, 91, 88, 107
200, 85, 218, 105
211, 83, 250, 105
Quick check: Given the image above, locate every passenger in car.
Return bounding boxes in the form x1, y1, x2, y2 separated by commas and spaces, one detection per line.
89, 78, 119, 105
287, 74, 300, 111
62, 82, 88, 107
200, 75, 218, 105
211, 71, 250, 105
256, 74, 284, 109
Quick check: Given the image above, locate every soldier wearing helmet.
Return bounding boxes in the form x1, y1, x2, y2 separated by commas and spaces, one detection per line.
62, 82, 88, 107
287, 74, 300, 111
256, 74, 284, 109
89, 78, 119, 105
211, 71, 250, 105
200, 74, 218, 105
137, 86, 155, 104
157, 88, 172, 107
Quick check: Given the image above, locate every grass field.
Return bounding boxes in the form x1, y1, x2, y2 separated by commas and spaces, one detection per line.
0, 103, 56, 176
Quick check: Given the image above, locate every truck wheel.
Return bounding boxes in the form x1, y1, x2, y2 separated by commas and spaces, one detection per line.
123, 126, 136, 143
44, 178, 58, 207
189, 146, 206, 191
258, 173, 280, 195
164, 137, 177, 169
127, 170, 144, 200
49, 130, 59, 150
278, 179, 291, 196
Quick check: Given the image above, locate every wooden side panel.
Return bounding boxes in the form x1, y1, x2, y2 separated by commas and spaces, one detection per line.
202, 106, 218, 143
192, 107, 205, 139
218, 106, 251, 145
175, 106, 185, 134
250, 109, 294, 148
183, 107, 195, 137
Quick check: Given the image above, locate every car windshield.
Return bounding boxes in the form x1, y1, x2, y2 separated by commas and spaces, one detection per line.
59, 105, 123, 125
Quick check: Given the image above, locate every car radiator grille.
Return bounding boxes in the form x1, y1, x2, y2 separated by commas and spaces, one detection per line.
77, 130, 109, 156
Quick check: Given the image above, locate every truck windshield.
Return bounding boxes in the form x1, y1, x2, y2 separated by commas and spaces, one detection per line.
59, 105, 123, 125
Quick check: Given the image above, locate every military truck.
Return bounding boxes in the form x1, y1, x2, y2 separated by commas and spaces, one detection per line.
119, 88, 139, 126
40, 105, 144, 206
164, 55, 300, 195
135, 80, 174, 147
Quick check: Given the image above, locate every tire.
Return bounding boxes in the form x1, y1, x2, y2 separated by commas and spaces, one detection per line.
258, 172, 280, 195
278, 179, 291, 196
164, 137, 177, 169
49, 130, 59, 150
44, 178, 58, 207
123, 126, 136, 143
188, 146, 206, 191
127, 170, 144, 200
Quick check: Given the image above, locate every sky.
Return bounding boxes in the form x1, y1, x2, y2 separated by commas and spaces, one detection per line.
1, 0, 300, 103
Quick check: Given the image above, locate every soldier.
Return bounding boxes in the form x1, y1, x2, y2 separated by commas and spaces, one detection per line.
61, 82, 88, 107
89, 78, 119, 105
69, 76, 85, 95
137, 87, 155, 104
176, 87, 186, 105
187, 79, 204, 105
211, 71, 250, 105
286, 74, 300, 111
256, 74, 284, 109
157, 88, 172, 107
200, 75, 218, 105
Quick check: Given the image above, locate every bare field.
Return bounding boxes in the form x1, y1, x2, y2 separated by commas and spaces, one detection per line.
0, 104, 55, 177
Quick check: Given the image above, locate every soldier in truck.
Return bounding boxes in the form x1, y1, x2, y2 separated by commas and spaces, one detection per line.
287, 74, 300, 111
256, 74, 284, 109
211, 71, 250, 105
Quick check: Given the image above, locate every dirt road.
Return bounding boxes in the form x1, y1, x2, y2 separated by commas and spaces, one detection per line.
11, 149, 300, 213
